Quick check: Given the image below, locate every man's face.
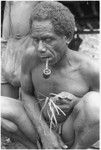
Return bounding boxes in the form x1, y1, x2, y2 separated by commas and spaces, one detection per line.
31, 20, 67, 65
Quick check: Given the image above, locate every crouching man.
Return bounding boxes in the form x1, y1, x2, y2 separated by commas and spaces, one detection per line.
1, 1, 100, 149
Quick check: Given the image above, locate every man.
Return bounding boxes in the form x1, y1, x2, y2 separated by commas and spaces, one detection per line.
1, 1, 99, 149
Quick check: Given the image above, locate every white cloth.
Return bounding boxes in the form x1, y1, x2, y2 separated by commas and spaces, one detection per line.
2, 1, 39, 40
2, 1, 40, 86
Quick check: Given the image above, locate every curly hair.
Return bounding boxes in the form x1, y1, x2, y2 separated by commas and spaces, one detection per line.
29, 1, 75, 40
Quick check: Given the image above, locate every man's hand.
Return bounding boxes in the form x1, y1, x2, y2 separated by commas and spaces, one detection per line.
50, 91, 80, 103
49, 92, 80, 114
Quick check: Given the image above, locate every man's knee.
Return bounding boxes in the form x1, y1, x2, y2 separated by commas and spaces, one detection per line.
1, 98, 23, 122
82, 91, 100, 122
71, 92, 100, 148
73, 91, 100, 123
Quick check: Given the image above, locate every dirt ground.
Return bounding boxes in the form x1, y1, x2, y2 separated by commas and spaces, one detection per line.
1, 33, 100, 149
1, 135, 27, 149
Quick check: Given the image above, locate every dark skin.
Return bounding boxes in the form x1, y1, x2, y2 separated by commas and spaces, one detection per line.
1, 17, 99, 148
20, 20, 99, 149
1, 19, 99, 149
1, 96, 39, 149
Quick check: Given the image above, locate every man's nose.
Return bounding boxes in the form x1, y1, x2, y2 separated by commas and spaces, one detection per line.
38, 41, 46, 53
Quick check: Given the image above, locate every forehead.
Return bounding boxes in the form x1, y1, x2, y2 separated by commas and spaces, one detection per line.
31, 20, 55, 36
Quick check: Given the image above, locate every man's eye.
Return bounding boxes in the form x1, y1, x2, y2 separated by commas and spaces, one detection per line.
33, 38, 39, 43
45, 38, 52, 43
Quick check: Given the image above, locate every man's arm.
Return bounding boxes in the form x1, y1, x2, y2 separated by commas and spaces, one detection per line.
89, 59, 99, 91
81, 57, 99, 91
1, 83, 19, 99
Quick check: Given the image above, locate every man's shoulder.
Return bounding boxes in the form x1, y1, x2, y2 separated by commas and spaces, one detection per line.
70, 50, 99, 74
77, 51, 99, 90
71, 50, 99, 90
24, 46, 36, 58
79, 52, 98, 72
71, 50, 91, 63
75, 51, 99, 82
69, 49, 90, 68
21, 46, 36, 73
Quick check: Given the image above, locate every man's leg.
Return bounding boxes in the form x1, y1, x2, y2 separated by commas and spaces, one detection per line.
1, 119, 38, 149
1, 97, 39, 148
61, 92, 100, 149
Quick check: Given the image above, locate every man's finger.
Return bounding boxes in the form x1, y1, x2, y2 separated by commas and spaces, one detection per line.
1, 118, 18, 133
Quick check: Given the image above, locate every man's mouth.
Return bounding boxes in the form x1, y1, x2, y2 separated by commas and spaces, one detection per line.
40, 55, 50, 58
38, 52, 56, 63
40, 54, 53, 60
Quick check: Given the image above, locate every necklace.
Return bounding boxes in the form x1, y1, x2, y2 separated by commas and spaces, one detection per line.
43, 58, 51, 79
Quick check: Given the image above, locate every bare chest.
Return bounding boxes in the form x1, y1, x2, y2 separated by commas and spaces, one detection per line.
32, 66, 89, 98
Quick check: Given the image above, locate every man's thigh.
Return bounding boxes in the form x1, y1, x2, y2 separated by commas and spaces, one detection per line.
1, 97, 38, 141
61, 91, 100, 148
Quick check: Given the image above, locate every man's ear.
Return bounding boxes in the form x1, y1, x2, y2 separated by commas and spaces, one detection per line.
64, 36, 71, 45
